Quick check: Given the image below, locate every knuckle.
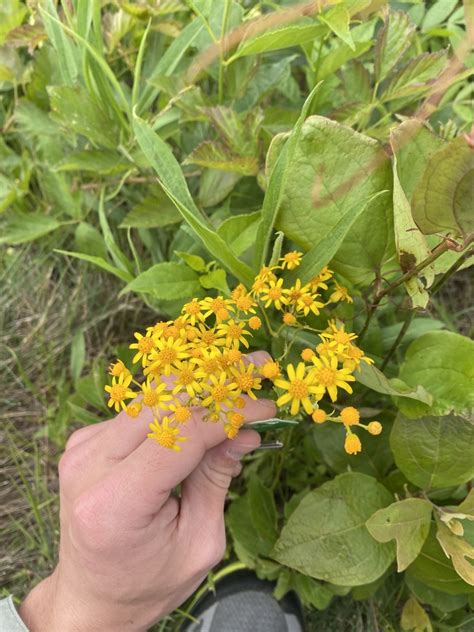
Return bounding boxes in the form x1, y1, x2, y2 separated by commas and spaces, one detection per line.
199, 456, 233, 492
71, 494, 111, 551
64, 428, 86, 451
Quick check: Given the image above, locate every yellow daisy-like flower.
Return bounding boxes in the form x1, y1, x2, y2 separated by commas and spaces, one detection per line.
171, 365, 202, 398
342, 344, 374, 372
169, 402, 192, 424
248, 316, 262, 330
310, 355, 355, 402
141, 380, 172, 409
296, 292, 325, 317
231, 283, 248, 300
192, 348, 223, 379
259, 278, 288, 310
286, 279, 309, 305
181, 299, 205, 325
105, 373, 136, 412
235, 294, 256, 314
275, 362, 323, 415
281, 251, 302, 270
200, 296, 234, 321
257, 266, 278, 281
260, 360, 281, 380
320, 321, 358, 355
146, 337, 189, 376
229, 362, 262, 400
147, 416, 187, 451
217, 319, 251, 349
201, 372, 239, 413
308, 266, 333, 291
329, 281, 353, 304
129, 331, 155, 366
126, 402, 142, 418
340, 406, 359, 426
191, 324, 226, 349
108, 359, 130, 378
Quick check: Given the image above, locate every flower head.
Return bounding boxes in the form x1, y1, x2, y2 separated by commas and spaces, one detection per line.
147, 416, 187, 451
275, 363, 323, 415
105, 373, 136, 412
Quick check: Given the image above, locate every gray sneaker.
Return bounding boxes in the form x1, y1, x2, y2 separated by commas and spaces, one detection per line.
182, 570, 304, 632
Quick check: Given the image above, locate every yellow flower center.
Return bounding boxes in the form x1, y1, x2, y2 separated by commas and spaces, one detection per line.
216, 308, 229, 320
237, 374, 254, 391
185, 301, 201, 315
174, 406, 191, 423
212, 384, 229, 402
312, 409, 327, 423
288, 379, 308, 399
301, 348, 314, 361
159, 348, 178, 364
341, 406, 359, 425
227, 349, 242, 363
157, 429, 176, 449
268, 287, 282, 300
201, 330, 217, 345
302, 295, 313, 306
178, 369, 194, 386
138, 337, 154, 354
289, 289, 302, 301
248, 316, 261, 330
143, 390, 159, 406
110, 385, 126, 402
283, 313, 296, 325
236, 296, 253, 310
334, 331, 351, 345
202, 358, 219, 374
367, 421, 382, 435
210, 298, 226, 313
261, 361, 279, 379
228, 324, 243, 339
127, 403, 141, 418
316, 367, 337, 386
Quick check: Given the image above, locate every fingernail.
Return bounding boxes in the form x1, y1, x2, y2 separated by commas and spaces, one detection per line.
257, 441, 284, 450
226, 443, 258, 461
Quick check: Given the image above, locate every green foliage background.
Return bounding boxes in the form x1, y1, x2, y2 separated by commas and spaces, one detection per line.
1, 0, 473, 630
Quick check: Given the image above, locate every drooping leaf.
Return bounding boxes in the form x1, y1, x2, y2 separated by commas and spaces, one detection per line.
199, 269, 230, 295
74, 223, 108, 260
272, 472, 395, 586
366, 499, 432, 571
411, 137, 474, 238
175, 251, 206, 272
0, 212, 62, 245
375, 10, 416, 81
390, 413, 474, 490
400, 597, 432, 632
436, 520, 474, 586
273, 116, 394, 285
396, 331, 474, 418
39, 0, 78, 85
121, 262, 200, 300
355, 362, 433, 406
55, 250, 133, 283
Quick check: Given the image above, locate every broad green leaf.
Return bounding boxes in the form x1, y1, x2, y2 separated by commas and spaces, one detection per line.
120, 193, 181, 229
0, 212, 62, 245
132, 112, 254, 286
231, 20, 326, 59
405, 573, 468, 613
355, 361, 433, 406
121, 262, 200, 300
272, 472, 395, 586
70, 329, 86, 384
175, 251, 206, 272
318, 19, 376, 80
74, 223, 108, 260
49, 85, 119, 149
288, 573, 334, 611
55, 250, 133, 283
436, 520, 474, 586
217, 211, 261, 257
412, 137, 474, 238
437, 491, 474, 536
198, 169, 241, 208
39, 0, 78, 85
401, 597, 432, 632
183, 141, 258, 176
248, 477, 278, 553
397, 331, 474, 418
273, 116, 394, 285
56, 150, 131, 175
422, 0, 458, 31
392, 154, 433, 308
366, 499, 432, 571
320, 5, 354, 50
382, 51, 449, 102
390, 413, 474, 490
227, 495, 272, 565
406, 525, 474, 595
199, 269, 230, 295
254, 83, 321, 270
375, 10, 416, 81
381, 318, 445, 352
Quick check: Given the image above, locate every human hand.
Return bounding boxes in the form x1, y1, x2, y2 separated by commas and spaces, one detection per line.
19, 351, 276, 632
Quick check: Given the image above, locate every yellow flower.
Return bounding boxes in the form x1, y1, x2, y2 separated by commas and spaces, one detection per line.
201, 372, 239, 412
320, 321, 358, 355
260, 360, 280, 380
286, 279, 309, 305
171, 365, 202, 398
169, 402, 192, 424
275, 363, 323, 415
192, 348, 223, 379
141, 380, 172, 409
191, 323, 226, 349
147, 416, 187, 451
182, 299, 205, 325
105, 373, 136, 412
367, 421, 382, 435
108, 359, 130, 378
217, 319, 251, 349
126, 402, 142, 418
344, 431, 361, 455
234, 294, 256, 314
200, 296, 234, 321
257, 265, 278, 281
342, 344, 374, 372
224, 412, 245, 438
310, 355, 355, 402
231, 283, 248, 300
296, 292, 325, 317
229, 362, 262, 400
129, 331, 155, 366
340, 406, 359, 426
312, 409, 327, 424
329, 281, 353, 304
301, 348, 315, 362
308, 266, 333, 290
146, 337, 189, 376
281, 251, 302, 270
259, 278, 288, 310
248, 316, 262, 330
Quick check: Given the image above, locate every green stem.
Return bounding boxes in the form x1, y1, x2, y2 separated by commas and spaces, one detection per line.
380, 309, 415, 371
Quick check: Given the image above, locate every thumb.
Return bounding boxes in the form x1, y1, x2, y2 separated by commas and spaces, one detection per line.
180, 429, 260, 526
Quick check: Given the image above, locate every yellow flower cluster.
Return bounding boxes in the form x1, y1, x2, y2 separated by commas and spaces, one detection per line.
105, 252, 381, 454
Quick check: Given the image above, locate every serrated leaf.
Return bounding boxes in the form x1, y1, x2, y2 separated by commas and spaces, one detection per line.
121, 262, 200, 299
320, 5, 354, 50
272, 472, 395, 586
390, 413, 474, 490
355, 362, 433, 405
366, 499, 432, 571
382, 51, 449, 102
375, 10, 416, 81
232, 20, 326, 59
0, 212, 62, 245
436, 520, 474, 586
318, 20, 376, 80
183, 141, 258, 176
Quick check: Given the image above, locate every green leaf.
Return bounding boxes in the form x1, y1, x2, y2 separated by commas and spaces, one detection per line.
217, 211, 261, 257
121, 262, 200, 300
405, 573, 468, 613
382, 51, 449, 102
436, 519, 474, 586
248, 477, 278, 553
56, 150, 131, 175
39, 0, 78, 85
0, 212, 62, 245
401, 597, 432, 632
227, 495, 271, 566
199, 269, 230, 295
375, 10, 416, 81
183, 141, 258, 176
98, 190, 134, 275
392, 154, 434, 308
231, 20, 326, 59
422, 0, 458, 31
272, 472, 395, 586
406, 525, 474, 595
246, 418, 299, 432
273, 116, 394, 285
55, 250, 133, 283
355, 362, 433, 406
320, 5, 354, 50
289, 573, 334, 611
198, 170, 241, 208
390, 413, 474, 490
74, 223, 108, 260
120, 192, 181, 229
70, 329, 86, 384
397, 331, 474, 418
132, 112, 254, 286
175, 251, 206, 272
318, 20, 376, 80
412, 137, 474, 238
366, 499, 432, 572
254, 83, 321, 270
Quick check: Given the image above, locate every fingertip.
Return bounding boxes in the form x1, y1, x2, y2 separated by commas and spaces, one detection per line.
244, 350, 272, 366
